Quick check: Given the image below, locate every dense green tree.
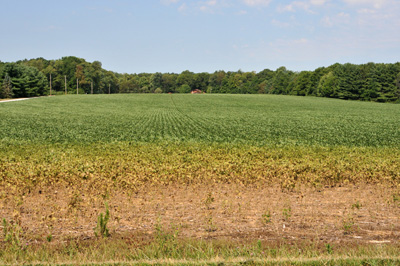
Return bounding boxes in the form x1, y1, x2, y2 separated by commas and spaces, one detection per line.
220, 72, 234, 93
240, 71, 257, 94
192, 72, 210, 92
19, 57, 50, 73
271, 67, 293, 94
396, 72, 400, 100
101, 71, 118, 94
317, 72, 338, 97
360, 63, 381, 101
257, 80, 268, 94
256, 69, 274, 94
178, 84, 191, 93
308, 67, 327, 95
176, 70, 195, 91
161, 73, 177, 93
150, 72, 163, 92
4, 57, 400, 102
75, 64, 86, 92
208, 71, 225, 93
119, 74, 139, 93
89, 60, 104, 93
227, 73, 244, 94
0, 63, 48, 98
290, 71, 312, 96
1, 74, 13, 98
138, 74, 151, 93
335, 63, 361, 100
377, 63, 399, 102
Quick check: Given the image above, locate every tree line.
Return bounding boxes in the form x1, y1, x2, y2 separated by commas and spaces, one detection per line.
1, 56, 399, 102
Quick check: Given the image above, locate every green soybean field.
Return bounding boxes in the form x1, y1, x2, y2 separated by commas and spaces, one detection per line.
0, 94, 399, 146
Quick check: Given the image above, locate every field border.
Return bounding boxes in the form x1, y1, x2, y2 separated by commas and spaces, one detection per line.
8, 256, 400, 266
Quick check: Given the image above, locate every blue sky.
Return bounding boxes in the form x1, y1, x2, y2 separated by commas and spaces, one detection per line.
1, 0, 399, 73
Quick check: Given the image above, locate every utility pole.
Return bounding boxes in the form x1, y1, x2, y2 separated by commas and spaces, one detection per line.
77, 78, 79, 95
108, 84, 111, 94
65, 75, 67, 95
50, 73, 52, 96
91, 81, 93, 94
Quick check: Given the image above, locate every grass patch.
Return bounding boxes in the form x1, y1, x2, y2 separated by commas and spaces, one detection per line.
1, 235, 400, 265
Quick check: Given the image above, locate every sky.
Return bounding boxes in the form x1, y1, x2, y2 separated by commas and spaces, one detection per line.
1, 0, 399, 74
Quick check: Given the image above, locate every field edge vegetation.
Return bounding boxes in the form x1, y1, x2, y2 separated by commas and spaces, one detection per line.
1, 233, 400, 265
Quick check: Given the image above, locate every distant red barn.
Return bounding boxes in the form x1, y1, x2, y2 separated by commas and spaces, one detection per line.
191, 89, 204, 94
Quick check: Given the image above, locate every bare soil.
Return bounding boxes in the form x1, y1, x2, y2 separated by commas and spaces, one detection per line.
1, 184, 400, 245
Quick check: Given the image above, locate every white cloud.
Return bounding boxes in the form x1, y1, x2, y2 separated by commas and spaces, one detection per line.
349, 0, 399, 27
338, 11, 350, 17
269, 38, 310, 48
293, 38, 309, 44
242, 0, 272, 6
310, 0, 328, 5
279, 3, 295, 12
271, 19, 291, 27
86, 6, 114, 13
321, 16, 333, 27
174, 0, 221, 13
161, 0, 180, 5
198, 0, 220, 12
278, 0, 330, 12
321, 12, 350, 27
178, 3, 187, 12
342, 0, 388, 8
357, 8, 377, 13
278, 1, 314, 13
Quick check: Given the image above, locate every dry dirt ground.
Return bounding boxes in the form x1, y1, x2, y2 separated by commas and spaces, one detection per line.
1, 184, 400, 245
0, 98, 30, 103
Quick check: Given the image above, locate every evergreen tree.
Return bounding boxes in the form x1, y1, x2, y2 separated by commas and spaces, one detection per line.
1, 63, 48, 98
336, 63, 361, 100
1, 74, 13, 98
396, 72, 400, 100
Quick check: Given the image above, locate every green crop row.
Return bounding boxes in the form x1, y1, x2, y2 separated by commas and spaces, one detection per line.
0, 94, 399, 146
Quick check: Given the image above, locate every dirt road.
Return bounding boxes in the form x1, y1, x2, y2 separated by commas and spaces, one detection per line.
0, 98, 30, 103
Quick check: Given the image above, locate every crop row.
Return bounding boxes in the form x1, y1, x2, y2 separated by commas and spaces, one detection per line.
1, 143, 399, 197
0, 94, 399, 146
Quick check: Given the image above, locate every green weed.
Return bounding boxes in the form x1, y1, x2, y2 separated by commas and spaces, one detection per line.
325, 243, 334, 255
282, 207, 292, 221
261, 211, 272, 225
342, 216, 356, 235
94, 202, 110, 238
154, 218, 181, 257
352, 201, 362, 210
2, 218, 22, 250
